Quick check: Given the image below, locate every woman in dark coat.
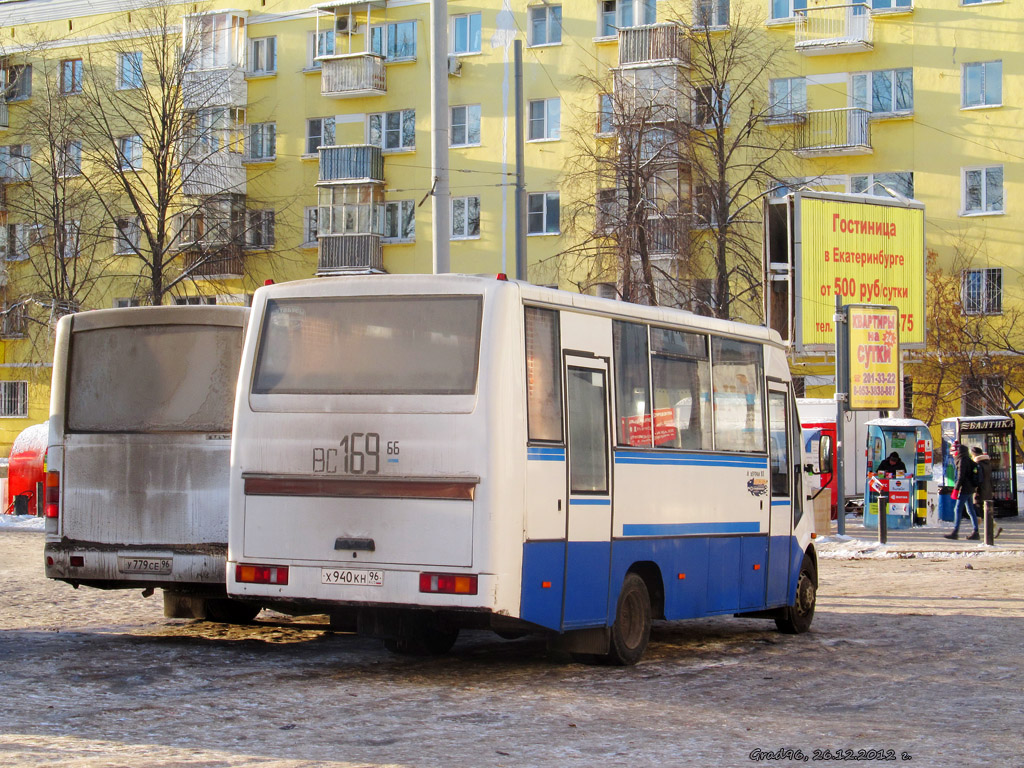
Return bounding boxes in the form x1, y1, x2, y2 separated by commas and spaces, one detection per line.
945, 443, 979, 540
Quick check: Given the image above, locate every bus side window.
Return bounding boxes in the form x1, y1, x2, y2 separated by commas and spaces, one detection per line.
650, 328, 711, 450
711, 338, 766, 454
768, 391, 789, 496
525, 307, 563, 442
613, 320, 653, 447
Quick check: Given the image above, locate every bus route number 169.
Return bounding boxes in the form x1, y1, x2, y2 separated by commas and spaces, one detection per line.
313, 433, 399, 475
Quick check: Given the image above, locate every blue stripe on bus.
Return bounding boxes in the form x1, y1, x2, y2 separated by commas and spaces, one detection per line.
770, 500, 791, 506
569, 498, 611, 506
613, 451, 767, 469
527, 447, 566, 461
622, 521, 761, 536
520, 533, 802, 632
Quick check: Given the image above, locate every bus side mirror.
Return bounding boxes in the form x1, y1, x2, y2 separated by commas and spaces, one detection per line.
809, 434, 833, 476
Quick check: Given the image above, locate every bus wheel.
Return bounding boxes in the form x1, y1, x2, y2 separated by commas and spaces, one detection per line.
775, 555, 816, 635
203, 598, 261, 625
606, 573, 651, 666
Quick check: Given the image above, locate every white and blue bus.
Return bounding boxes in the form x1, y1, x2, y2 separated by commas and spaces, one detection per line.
227, 274, 817, 664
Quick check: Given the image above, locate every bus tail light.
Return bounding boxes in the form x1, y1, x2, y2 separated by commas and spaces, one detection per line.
44, 471, 60, 518
419, 573, 478, 595
235, 564, 289, 585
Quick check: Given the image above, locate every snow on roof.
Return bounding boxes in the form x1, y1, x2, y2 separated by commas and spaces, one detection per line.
864, 418, 928, 429
10, 423, 48, 457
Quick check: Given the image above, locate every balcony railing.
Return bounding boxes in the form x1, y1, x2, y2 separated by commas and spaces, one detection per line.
181, 247, 245, 278
319, 145, 384, 184
644, 217, 684, 255
181, 150, 246, 197
794, 108, 872, 156
183, 66, 247, 109
317, 233, 384, 274
320, 53, 387, 98
0, 101, 8, 130
618, 24, 689, 67
795, 4, 873, 54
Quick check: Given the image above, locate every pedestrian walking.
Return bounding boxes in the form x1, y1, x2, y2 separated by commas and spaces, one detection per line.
945, 443, 979, 540
971, 445, 995, 542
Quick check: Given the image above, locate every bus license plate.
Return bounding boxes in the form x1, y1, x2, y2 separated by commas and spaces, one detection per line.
118, 556, 172, 574
321, 568, 384, 587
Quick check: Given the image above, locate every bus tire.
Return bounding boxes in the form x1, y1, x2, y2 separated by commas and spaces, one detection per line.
775, 555, 816, 635
203, 598, 262, 625
606, 573, 651, 666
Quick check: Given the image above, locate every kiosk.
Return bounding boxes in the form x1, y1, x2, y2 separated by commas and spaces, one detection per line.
940, 416, 1018, 517
864, 418, 932, 530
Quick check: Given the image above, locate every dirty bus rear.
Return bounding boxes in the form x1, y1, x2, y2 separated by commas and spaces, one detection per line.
228, 275, 816, 663
45, 306, 259, 622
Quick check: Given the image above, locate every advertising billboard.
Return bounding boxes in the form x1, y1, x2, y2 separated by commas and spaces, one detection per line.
846, 304, 901, 411
796, 192, 925, 349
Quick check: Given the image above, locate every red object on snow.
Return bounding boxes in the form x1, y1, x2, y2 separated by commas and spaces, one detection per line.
7, 423, 48, 515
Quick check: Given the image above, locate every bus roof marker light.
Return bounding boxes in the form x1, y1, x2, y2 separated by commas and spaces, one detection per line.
496, 273, 508, 281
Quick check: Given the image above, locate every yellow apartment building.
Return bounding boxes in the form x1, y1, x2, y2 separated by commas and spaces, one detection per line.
0, 0, 1019, 456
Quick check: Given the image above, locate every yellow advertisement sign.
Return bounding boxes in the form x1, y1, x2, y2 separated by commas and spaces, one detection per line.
799, 195, 925, 347
847, 305, 900, 411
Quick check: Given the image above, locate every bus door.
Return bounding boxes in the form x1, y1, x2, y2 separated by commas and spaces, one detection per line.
562, 356, 613, 629
765, 383, 798, 606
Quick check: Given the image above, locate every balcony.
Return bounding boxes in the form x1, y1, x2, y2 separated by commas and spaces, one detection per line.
0, 101, 7, 130
319, 53, 386, 98
644, 217, 685, 255
618, 24, 689, 67
319, 145, 384, 184
317, 233, 384, 274
795, 4, 873, 55
183, 66, 247, 109
793, 108, 872, 157
181, 247, 245, 278
181, 150, 246, 197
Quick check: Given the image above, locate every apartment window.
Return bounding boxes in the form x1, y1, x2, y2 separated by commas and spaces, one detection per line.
962, 268, 1001, 316
249, 37, 277, 75
451, 13, 482, 54
962, 166, 1003, 215
768, 77, 806, 121
962, 375, 1002, 417
695, 84, 730, 128
304, 206, 319, 244
451, 195, 481, 239
3, 64, 31, 101
850, 172, 914, 199
0, 381, 28, 418
113, 217, 141, 255
310, 28, 335, 67
247, 122, 276, 161
640, 126, 673, 160
59, 141, 82, 177
771, 0, 807, 19
695, 0, 729, 27
598, 94, 615, 135
114, 298, 141, 308
693, 184, 718, 227
529, 5, 562, 46
188, 13, 246, 70
527, 192, 560, 235
368, 109, 415, 151
600, 0, 657, 36
306, 117, 336, 155
852, 69, 912, 115
4, 224, 30, 261
528, 98, 560, 140
450, 105, 481, 147
191, 107, 245, 154
60, 59, 83, 95
963, 61, 1001, 108
117, 52, 143, 89
371, 20, 417, 61
118, 135, 143, 171
872, 0, 911, 8
246, 210, 275, 248
317, 185, 383, 235
383, 200, 415, 242
174, 296, 217, 305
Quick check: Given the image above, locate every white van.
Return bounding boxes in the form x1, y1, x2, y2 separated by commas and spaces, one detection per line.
45, 305, 259, 622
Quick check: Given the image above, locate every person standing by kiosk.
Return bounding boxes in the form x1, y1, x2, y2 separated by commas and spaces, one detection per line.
971, 445, 997, 543
945, 443, 979, 540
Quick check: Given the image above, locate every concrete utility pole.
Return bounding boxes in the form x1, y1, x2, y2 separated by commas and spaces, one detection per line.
430, 0, 450, 274
513, 39, 527, 282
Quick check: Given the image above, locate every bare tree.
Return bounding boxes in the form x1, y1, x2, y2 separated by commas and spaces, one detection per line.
909, 247, 1024, 425
557, 4, 803, 319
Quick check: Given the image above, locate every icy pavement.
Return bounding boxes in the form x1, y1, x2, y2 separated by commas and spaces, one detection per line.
2, 529, 1023, 767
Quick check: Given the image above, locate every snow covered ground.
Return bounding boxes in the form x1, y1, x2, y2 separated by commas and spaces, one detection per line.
1, 527, 1022, 767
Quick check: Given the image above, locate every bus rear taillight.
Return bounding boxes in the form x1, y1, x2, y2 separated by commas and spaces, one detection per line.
44, 471, 60, 518
419, 573, 478, 595
235, 564, 289, 585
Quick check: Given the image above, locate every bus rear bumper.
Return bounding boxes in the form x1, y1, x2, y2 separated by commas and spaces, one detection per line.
44, 541, 227, 589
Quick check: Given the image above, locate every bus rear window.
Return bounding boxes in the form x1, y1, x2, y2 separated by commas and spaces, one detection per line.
67, 325, 242, 433
251, 295, 483, 396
